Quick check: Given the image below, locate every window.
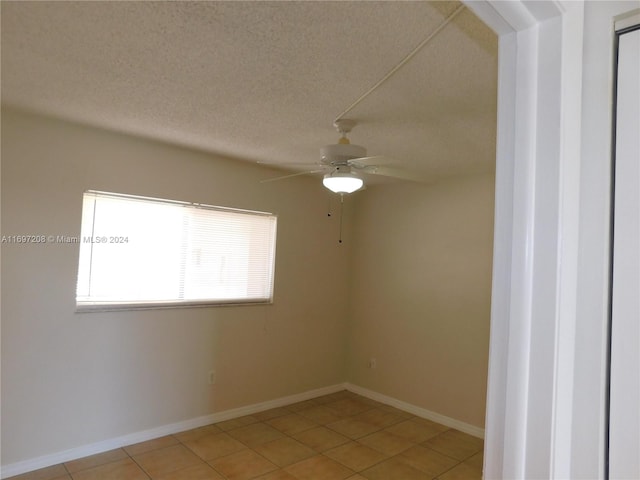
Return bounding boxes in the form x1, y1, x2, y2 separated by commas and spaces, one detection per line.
76, 191, 277, 310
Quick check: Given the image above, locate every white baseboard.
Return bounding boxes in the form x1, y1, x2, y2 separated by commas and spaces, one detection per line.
0, 383, 346, 479
2, 382, 483, 478
345, 383, 485, 439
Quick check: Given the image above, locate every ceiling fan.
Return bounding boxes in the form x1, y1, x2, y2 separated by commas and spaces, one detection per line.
260, 119, 429, 194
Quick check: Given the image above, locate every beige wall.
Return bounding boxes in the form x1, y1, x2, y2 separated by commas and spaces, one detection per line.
0, 108, 352, 464
1, 107, 493, 466
347, 175, 494, 428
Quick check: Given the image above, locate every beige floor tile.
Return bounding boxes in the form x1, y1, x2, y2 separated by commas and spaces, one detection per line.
463, 451, 484, 471
326, 418, 379, 440
253, 437, 316, 467
354, 397, 385, 409
353, 408, 405, 429
410, 416, 450, 433
312, 391, 351, 405
215, 416, 259, 432
133, 444, 202, 477
421, 430, 484, 461
324, 399, 372, 417
173, 425, 222, 444
208, 449, 277, 480
227, 422, 285, 447
153, 463, 224, 480
297, 405, 344, 425
357, 431, 414, 455
384, 419, 444, 443
341, 391, 361, 399
266, 413, 317, 435
324, 442, 387, 472
253, 407, 292, 421
285, 455, 354, 480
7, 464, 70, 480
360, 457, 431, 480
254, 471, 298, 480
64, 449, 128, 473
123, 436, 179, 456
376, 404, 413, 419
291, 426, 351, 452
437, 462, 483, 480
285, 400, 319, 412
398, 445, 459, 477
183, 432, 247, 461
70, 458, 148, 480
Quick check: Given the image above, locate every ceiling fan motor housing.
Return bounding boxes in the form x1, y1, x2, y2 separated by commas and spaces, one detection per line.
320, 143, 367, 165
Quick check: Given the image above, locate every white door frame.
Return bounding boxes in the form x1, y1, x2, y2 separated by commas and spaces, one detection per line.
462, 2, 590, 478
608, 21, 640, 480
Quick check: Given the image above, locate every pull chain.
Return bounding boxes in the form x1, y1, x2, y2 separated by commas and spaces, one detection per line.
339, 194, 344, 244
327, 195, 332, 217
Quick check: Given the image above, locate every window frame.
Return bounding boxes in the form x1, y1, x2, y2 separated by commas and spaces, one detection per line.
75, 190, 278, 312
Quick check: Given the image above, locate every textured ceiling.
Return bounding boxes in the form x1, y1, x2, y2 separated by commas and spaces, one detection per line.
1, 1, 497, 184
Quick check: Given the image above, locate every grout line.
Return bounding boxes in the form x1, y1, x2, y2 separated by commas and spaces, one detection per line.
124, 450, 152, 480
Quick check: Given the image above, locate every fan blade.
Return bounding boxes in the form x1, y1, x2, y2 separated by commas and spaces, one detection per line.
360, 165, 431, 183
260, 169, 327, 183
348, 156, 394, 167
258, 161, 325, 167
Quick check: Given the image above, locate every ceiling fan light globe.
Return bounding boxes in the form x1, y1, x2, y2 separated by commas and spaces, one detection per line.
322, 173, 364, 194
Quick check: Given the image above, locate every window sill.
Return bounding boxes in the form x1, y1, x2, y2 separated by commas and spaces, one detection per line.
75, 299, 273, 313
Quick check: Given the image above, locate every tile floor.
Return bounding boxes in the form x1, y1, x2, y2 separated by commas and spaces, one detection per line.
8, 391, 483, 480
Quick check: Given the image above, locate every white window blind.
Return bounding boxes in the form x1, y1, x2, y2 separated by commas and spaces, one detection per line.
76, 191, 277, 310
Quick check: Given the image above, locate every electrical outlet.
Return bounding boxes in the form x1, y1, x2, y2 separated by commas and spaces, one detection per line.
368, 358, 377, 369
208, 370, 216, 385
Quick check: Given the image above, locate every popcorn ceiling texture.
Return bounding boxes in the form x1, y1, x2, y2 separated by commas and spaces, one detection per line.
1, 1, 497, 183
